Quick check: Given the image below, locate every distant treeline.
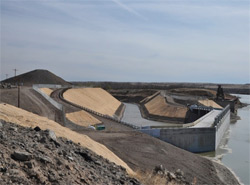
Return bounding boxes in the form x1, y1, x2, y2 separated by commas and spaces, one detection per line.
71, 82, 250, 94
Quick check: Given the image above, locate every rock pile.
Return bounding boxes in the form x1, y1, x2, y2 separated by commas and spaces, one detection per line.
0, 120, 140, 185
154, 165, 189, 184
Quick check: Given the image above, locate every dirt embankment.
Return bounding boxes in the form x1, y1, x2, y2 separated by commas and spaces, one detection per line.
0, 103, 134, 175
81, 130, 240, 185
0, 87, 64, 124
0, 121, 140, 185
140, 94, 188, 123
198, 100, 222, 109
66, 110, 101, 127
64, 88, 123, 117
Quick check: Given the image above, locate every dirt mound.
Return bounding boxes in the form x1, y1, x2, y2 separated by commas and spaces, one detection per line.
0, 103, 134, 174
1, 69, 70, 86
0, 121, 140, 185
64, 88, 122, 117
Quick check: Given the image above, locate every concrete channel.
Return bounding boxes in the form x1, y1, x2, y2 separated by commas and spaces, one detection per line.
123, 103, 230, 153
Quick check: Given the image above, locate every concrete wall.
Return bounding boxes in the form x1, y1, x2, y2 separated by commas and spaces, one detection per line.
215, 110, 230, 148
140, 127, 216, 153
140, 105, 231, 153
33, 86, 63, 110
215, 99, 236, 113
33, 84, 62, 89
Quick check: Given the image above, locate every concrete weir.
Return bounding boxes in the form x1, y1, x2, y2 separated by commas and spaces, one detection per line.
140, 105, 230, 153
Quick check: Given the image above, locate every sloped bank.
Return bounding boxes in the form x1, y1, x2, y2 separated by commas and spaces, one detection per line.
0, 121, 140, 185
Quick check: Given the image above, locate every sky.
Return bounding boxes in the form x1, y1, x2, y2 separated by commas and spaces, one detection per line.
0, 0, 249, 83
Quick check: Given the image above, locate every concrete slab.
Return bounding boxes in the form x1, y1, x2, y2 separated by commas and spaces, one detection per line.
192, 110, 221, 128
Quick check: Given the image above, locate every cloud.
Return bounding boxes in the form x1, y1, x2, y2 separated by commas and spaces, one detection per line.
0, 0, 249, 83
111, 0, 147, 20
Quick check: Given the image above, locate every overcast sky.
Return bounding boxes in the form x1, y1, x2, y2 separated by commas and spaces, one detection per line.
1, 0, 249, 83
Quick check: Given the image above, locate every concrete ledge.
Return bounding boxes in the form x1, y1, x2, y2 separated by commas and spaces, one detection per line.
33, 86, 63, 110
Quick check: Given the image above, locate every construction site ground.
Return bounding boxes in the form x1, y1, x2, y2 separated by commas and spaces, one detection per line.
0, 87, 240, 185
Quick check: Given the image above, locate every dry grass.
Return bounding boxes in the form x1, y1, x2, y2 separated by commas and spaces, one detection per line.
64, 88, 121, 117
0, 103, 134, 175
66, 110, 101, 127
145, 95, 188, 118
133, 170, 182, 185
40, 88, 53, 96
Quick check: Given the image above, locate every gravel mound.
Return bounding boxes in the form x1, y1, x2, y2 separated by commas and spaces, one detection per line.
1, 69, 70, 86
0, 120, 140, 185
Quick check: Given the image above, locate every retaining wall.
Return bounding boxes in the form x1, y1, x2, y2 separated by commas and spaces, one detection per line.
140, 127, 216, 152
140, 105, 231, 153
33, 84, 62, 89
33, 86, 63, 110
215, 105, 231, 148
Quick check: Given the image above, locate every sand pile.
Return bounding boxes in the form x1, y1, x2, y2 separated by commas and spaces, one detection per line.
0, 103, 134, 174
64, 88, 122, 117
199, 100, 222, 109
66, 110, 101, 127
144, 94, 188, 119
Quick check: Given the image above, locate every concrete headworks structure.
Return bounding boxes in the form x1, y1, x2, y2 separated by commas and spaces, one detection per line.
140, 105, 231, 153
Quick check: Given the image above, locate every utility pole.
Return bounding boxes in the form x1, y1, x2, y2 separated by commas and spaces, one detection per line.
5, 74, 8, 79
13, 69, 18, 77
18, 85, 20, 108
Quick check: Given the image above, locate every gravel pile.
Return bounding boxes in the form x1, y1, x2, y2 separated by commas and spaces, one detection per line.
0, 120, 140, 185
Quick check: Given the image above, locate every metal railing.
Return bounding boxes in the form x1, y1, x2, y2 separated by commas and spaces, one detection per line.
213, 105, 230, 130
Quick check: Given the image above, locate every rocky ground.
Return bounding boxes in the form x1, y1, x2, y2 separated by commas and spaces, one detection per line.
0, 120, 141, 185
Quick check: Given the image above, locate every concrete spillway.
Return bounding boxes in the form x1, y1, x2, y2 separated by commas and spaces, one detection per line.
122, 103, 230, 153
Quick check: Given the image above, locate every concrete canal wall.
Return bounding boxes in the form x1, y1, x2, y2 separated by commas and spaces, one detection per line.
140, 105, 231, 153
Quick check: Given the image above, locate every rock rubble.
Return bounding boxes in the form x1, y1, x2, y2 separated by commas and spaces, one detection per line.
0, 120, 140, 185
